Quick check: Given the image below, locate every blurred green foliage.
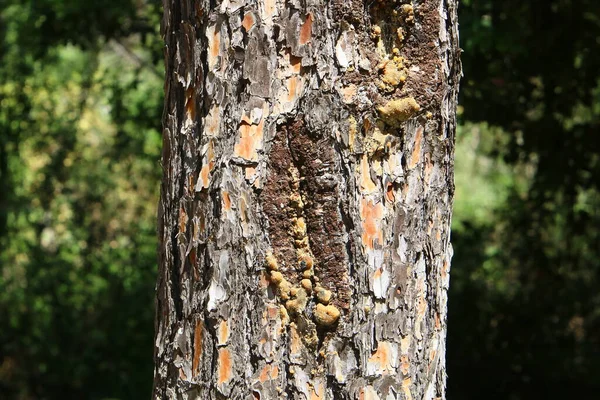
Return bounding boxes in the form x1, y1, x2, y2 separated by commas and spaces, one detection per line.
0, 0, 599, 399
0, 1, 163, 398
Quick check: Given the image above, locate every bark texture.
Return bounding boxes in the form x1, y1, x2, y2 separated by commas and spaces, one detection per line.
154, 0, 460, 398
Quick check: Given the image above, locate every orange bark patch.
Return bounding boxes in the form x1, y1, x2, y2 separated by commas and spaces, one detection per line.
222, 191, 231, 211
234, 116, 265, 161
360, 199, 384, 250
360, 155, 378, 194
189, 248, 197, 273
258, 364, 270, 383
208, 25, 220, 69
373, 268, 382, 279
258, 364, 279, 383
192, 320, 203, 377
217, 348, 232, 384
198, 140, 215, 189
199, 166, 210, 189
368, 341, 396, 375
242, 12, 255, 31
385, 182, 395, 203
310, 380, 324, 400
188, 174, 195, 196
400, 355, 410, 375
286, 76, 299, 103
179, 206, 188, 233
299, 13, 313, 45
217, 320, 230, 346
409, 127, 423, 169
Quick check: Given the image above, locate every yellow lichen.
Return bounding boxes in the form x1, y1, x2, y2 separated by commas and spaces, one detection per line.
291, 217, 307, 239
371, 25, 382, 39
314, 303, 341, 326
301, 279, 313, 292
397, 27, 405, 43
295, 237, 309, 249
380, 60, 406, 89
377, 97, 420, 126
289, 192, 304, 209
279, 305, 290, 325
365, 126, 391, 155
270, 271, 284, 284
401, 4, 415, 24
315, 286, 332, 305
266, 252, 279, 271
278, 280, 292, 300
286, 288, 308, 314
298, 250, 314, 269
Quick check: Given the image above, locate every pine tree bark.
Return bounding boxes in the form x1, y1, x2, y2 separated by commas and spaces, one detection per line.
154, 0, 460, 399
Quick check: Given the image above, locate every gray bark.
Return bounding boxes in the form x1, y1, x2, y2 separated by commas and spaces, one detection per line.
154, 0, 460, 399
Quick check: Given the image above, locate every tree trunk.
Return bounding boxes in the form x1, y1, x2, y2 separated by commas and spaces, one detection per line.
154, 0, 460, 398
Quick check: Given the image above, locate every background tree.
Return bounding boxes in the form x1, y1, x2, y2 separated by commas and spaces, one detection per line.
153, 0, 460, 398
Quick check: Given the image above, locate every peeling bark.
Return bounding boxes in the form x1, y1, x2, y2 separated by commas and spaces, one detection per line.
154, 0, 460, 399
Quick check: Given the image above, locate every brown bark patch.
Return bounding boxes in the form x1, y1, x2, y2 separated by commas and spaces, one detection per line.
299, 13, 313, 45
262, 118, 351, 315
192, 319, 203, 378
185, 86, 196, 120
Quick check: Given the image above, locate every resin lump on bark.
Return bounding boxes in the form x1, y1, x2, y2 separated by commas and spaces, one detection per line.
377, 97, 420, 126
264, 252, 341, 327
314, 304, 341, 326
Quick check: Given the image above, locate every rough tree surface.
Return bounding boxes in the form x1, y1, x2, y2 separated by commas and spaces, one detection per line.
154, 0, 460, 399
